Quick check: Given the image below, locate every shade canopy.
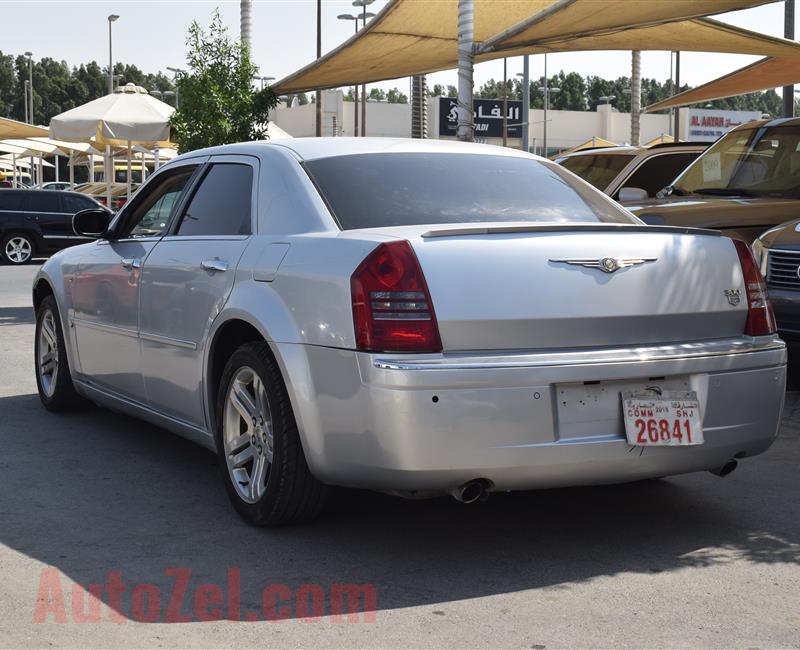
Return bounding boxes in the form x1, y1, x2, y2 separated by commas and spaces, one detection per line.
0, 154, 53, 168
0, 117, 49, 140
274, 0, 788, 93
645, 56, 800, 112
554, 137, 619, 157
49, 83, 175, 146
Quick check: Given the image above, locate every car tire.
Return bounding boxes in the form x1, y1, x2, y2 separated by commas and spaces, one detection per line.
34, 295, 88, 412
1, 232, 35, 265
215, 341, 328, 526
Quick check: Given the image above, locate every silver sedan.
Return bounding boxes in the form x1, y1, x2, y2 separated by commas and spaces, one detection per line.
32, 138, 786, 525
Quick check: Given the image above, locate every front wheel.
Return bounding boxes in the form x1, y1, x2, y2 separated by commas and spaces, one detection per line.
215, 341, 328, 526
2, 233, 35, 265
34, 295, 88, 411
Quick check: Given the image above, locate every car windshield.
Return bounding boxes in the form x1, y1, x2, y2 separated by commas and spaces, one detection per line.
559, 152, 636, 190
673, 125, 800, 198
305, 153, 636, 230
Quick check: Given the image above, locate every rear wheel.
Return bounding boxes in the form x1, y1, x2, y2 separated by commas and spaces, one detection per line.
1, 233, 35, 265
34, 295, 87, 411
214, 341, 328, 526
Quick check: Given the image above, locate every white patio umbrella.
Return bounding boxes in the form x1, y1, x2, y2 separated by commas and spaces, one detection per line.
49, 83, 175, 203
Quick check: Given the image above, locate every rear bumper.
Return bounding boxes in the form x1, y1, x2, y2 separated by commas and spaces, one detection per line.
275, 336, 787, 493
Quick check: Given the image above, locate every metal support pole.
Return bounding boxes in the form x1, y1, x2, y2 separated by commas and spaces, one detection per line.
23, 80, 28, 124
630, 50, 641, 146
521, 55, 530, 152
673, 52, 681, 140
69, 151, 74, 189
361, 4, 368, 136
543, 53, 548, 156
784, 0, 795, 118
502, 58, 508, 147
11, 153, 16, 188
315, 0, 322, 137
456, 0, 475, 142
54, 154, 59, 183
126, 140, 132, 200
108, 20, 114, 95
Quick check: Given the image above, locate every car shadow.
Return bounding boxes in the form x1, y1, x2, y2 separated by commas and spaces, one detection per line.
0, 306, 35, 326
1, 392, 798, 623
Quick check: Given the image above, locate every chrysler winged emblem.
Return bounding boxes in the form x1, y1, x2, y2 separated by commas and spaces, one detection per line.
724, 289, 741, 306
549, 256, 657, 273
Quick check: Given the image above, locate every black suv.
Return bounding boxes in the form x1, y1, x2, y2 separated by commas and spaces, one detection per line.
0, 190, 107, 265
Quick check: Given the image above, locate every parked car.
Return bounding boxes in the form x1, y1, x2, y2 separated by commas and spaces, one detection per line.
41, 182, 72, 191
628, 117, 800, 244
555, 143, 707, 202
33, 138, 786, 526
752, 220, 800, 356
0, 189, 108, 264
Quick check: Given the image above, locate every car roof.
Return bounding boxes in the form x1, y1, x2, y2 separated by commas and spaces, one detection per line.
559, 143, 706, 160
174, 137, 545, 163
731, 116, 800, 131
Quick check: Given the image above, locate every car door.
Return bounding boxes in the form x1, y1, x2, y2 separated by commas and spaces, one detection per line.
139, 156, 257, 428
70, 161, 203, 401
22, 192, 67, 248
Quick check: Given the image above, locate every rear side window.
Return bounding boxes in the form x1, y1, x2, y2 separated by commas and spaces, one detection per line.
25, 193, 61, 212
0, 192, 26, 211
305, 153, 634, 230
560, 153, 636, 190
60, 194, 96, 214
617, 152, 701, 199
176, 163, 253, 236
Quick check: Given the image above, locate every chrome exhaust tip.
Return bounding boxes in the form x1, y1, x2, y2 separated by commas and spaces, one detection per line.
450, 480, 489, 504
709, 459, 738, 478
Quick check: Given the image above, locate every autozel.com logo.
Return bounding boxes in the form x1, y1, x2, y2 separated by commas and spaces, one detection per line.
33, 567, 377, 624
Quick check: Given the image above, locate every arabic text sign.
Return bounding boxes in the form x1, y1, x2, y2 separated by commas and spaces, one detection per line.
438, 97, 523, 138
687, 108, 761, 142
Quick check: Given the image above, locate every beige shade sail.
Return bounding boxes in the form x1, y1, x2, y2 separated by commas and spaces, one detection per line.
645, 56, 800, 112
0, 138, 61, 155
273, 0, 785, 93
0, 117, 49, 140
643, 134, 676, 145
29, 137, 105, 157
553, 137, 619, 157
0, 154, 53, 168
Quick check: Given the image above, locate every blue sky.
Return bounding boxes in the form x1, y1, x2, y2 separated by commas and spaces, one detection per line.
0, 0, 795, 94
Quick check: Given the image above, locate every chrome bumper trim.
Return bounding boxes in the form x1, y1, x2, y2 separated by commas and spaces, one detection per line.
373, 337, 786, 371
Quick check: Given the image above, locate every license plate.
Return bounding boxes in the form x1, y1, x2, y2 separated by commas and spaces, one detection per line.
621, 390, 704, 446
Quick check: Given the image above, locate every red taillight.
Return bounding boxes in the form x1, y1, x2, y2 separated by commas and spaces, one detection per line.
734, 239, 776, 336
351, 240, 442, 353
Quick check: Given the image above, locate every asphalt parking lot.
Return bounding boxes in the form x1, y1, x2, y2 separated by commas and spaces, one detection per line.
1, 262, 799, 649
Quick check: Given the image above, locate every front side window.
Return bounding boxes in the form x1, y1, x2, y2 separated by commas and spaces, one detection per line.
176, 164, 253, 236
305, 153, 635, 230
559, 152, 637, 190
25, 194, 60, 212
673, 125, 800, 198
119, 168, 196, 238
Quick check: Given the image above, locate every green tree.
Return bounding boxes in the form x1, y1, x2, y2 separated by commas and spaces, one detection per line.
169, 10, 276, 152
386, 87, 408, 103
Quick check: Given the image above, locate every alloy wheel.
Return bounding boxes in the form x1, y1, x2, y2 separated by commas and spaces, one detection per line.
222, 366, 274, 504
5, 236, 32, 264
37, 310, 59, 398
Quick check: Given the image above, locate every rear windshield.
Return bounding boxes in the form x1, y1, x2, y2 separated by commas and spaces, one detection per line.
560, 153, 636, 190
305, 153, 635, 230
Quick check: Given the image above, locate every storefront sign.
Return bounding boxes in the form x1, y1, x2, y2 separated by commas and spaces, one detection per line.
686, 109, 761, 141
438, 97, 523, 138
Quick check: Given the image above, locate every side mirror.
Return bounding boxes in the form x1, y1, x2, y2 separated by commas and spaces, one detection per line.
618, 187, 649, 203
73, 209, 112, 238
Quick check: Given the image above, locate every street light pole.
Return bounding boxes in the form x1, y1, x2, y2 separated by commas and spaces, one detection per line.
25, 52, 33, 124
543, 53, 548, 156
521, 56, 530, 152
353, 0, 375, 136
784, 0, 795, 117
338, 14, 359, 136
107, 15, 119, 95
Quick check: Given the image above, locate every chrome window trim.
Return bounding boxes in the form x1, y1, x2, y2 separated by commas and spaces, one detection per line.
42, 235, 94, 240
373, 337, 785, 371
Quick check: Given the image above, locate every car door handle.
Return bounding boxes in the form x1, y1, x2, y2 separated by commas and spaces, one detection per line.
120, 257, 142, 270
201, 258, 228, 273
